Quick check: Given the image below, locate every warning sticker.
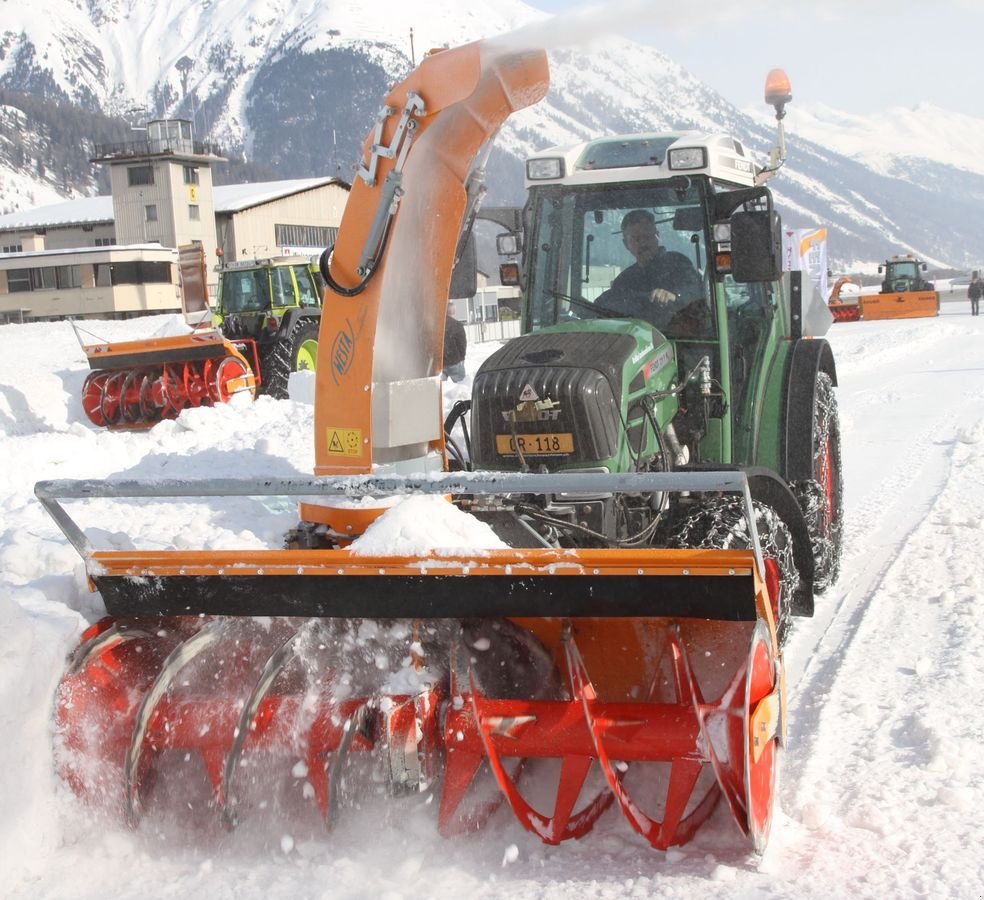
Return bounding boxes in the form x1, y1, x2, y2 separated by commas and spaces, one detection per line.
326, 427, 363, 457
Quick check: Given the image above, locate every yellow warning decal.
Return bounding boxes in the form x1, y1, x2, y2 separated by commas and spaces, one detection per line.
326, 427, 363, 457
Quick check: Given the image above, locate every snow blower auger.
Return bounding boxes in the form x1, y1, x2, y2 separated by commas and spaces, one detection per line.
827, 277, 862, 323
77, 245, 257, 428
38, 47, 838, 856
39, 471, 786, 851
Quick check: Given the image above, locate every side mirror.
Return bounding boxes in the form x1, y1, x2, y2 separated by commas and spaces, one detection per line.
730, 210, 781, 282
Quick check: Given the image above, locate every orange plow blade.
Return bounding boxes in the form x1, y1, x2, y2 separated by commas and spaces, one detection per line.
860, 290, 940, 320
39, 471, 786, 852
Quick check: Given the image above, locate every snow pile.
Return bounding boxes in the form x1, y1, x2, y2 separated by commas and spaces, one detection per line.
349, 494, 510, 555
1, 309, 983, 897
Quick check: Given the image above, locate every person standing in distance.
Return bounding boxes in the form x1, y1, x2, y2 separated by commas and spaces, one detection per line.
968, 271, 981, 316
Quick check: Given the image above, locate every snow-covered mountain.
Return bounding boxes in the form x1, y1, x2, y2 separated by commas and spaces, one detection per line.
2, 0, 982, 270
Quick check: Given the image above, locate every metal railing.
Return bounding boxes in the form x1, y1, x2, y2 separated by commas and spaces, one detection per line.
91, 138, 224, 160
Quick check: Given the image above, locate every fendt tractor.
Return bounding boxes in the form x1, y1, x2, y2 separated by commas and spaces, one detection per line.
78, 249, 325, 428
38, 45, 842, 855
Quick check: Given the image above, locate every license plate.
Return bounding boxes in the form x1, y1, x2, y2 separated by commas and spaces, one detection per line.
495, 432, 575, 456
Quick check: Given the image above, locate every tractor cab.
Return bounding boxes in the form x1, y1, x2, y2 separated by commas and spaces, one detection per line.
489, 132, 789, 471
217, 256, 324, 320
879, 254, 933, 294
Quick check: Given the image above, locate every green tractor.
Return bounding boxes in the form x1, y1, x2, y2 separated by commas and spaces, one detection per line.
449, 130, 843, 643
214, 255, 325, 399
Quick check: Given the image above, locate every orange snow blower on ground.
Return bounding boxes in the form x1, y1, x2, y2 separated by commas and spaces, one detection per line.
35, 43, 840, 855
77, 244, 257, 427
828, 276, 863, 322
77, 245, 326, 428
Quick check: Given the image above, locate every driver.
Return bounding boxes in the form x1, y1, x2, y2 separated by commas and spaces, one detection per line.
599, 209, 704, 330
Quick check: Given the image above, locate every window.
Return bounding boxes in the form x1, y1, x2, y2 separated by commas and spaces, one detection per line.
188, 204, 200, 221
2, 244, 23, 254
94, 264, 111, 287
183, 166, 200, 185
7, 269, 32, 293
292, 265, 322, 307
145, 205, 158, 223
271, 265, 296, 306
110, 261, 172, 285
128, 165, 155, 187
56, 265, 81, 289
220, 269, 271, 313
94, 237, 116, 247
31, 267, 56, 290
274, 224, 334, 250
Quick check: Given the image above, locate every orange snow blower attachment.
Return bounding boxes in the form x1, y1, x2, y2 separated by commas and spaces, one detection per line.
40, 40, 790, 856
77, 244, 256, 428
39, 470, 786, 852
828, 276, 862, 323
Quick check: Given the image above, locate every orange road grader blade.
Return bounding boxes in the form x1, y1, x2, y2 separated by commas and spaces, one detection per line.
37, 39, 806, 856
39, 471, 786, 852
76, 244, 257, 428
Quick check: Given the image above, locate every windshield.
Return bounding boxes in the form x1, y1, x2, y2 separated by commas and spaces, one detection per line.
887, 261, 919, 281
526, 183, 713, 337
220, 269, 271, 314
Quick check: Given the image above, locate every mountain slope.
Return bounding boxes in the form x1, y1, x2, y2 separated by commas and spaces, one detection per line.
1, 0, 981, 269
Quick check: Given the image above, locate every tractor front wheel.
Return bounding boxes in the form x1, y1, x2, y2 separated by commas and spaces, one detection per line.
672, 497, 800, 645
262, 318, 320, 400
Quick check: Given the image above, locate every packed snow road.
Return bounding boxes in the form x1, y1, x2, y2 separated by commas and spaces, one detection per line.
0, 303, 981, 898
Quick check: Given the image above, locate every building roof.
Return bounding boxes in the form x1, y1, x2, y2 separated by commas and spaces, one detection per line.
0, 196, 114, 230
214, 177, 348, 213
0, 243, 174, 262
0, 177, 348, 232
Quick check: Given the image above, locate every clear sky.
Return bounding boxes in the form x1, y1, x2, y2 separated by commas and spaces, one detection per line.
523, 1, 984, 118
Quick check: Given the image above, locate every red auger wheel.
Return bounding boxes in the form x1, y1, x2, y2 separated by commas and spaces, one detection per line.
81, 371, 111, 426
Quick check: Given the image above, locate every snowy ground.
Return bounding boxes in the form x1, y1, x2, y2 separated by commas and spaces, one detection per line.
1, 305, 982, 898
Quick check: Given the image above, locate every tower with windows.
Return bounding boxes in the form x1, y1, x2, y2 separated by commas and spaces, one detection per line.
91, 120, 226, 282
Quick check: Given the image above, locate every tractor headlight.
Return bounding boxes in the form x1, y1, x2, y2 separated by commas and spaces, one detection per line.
527, 157, 565, 180
668, 148, 707, 170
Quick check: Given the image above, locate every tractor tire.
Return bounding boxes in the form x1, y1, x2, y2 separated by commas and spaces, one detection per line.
793, 371, 843, 593
262, 319, 320, 400
672, 497, 800, 645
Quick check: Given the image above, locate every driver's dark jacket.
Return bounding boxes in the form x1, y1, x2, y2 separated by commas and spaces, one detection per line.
597, 249, 702, 328
609, 248, 702, 301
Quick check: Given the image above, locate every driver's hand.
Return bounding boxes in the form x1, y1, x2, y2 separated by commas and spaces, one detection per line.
650, 288, 676, 303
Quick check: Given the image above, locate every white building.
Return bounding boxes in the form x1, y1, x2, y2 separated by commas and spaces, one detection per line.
0, 119, 349, 323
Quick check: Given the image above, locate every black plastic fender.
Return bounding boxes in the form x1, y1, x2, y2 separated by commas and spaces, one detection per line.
782, 338, 837, 484
276, 306, 322, 339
